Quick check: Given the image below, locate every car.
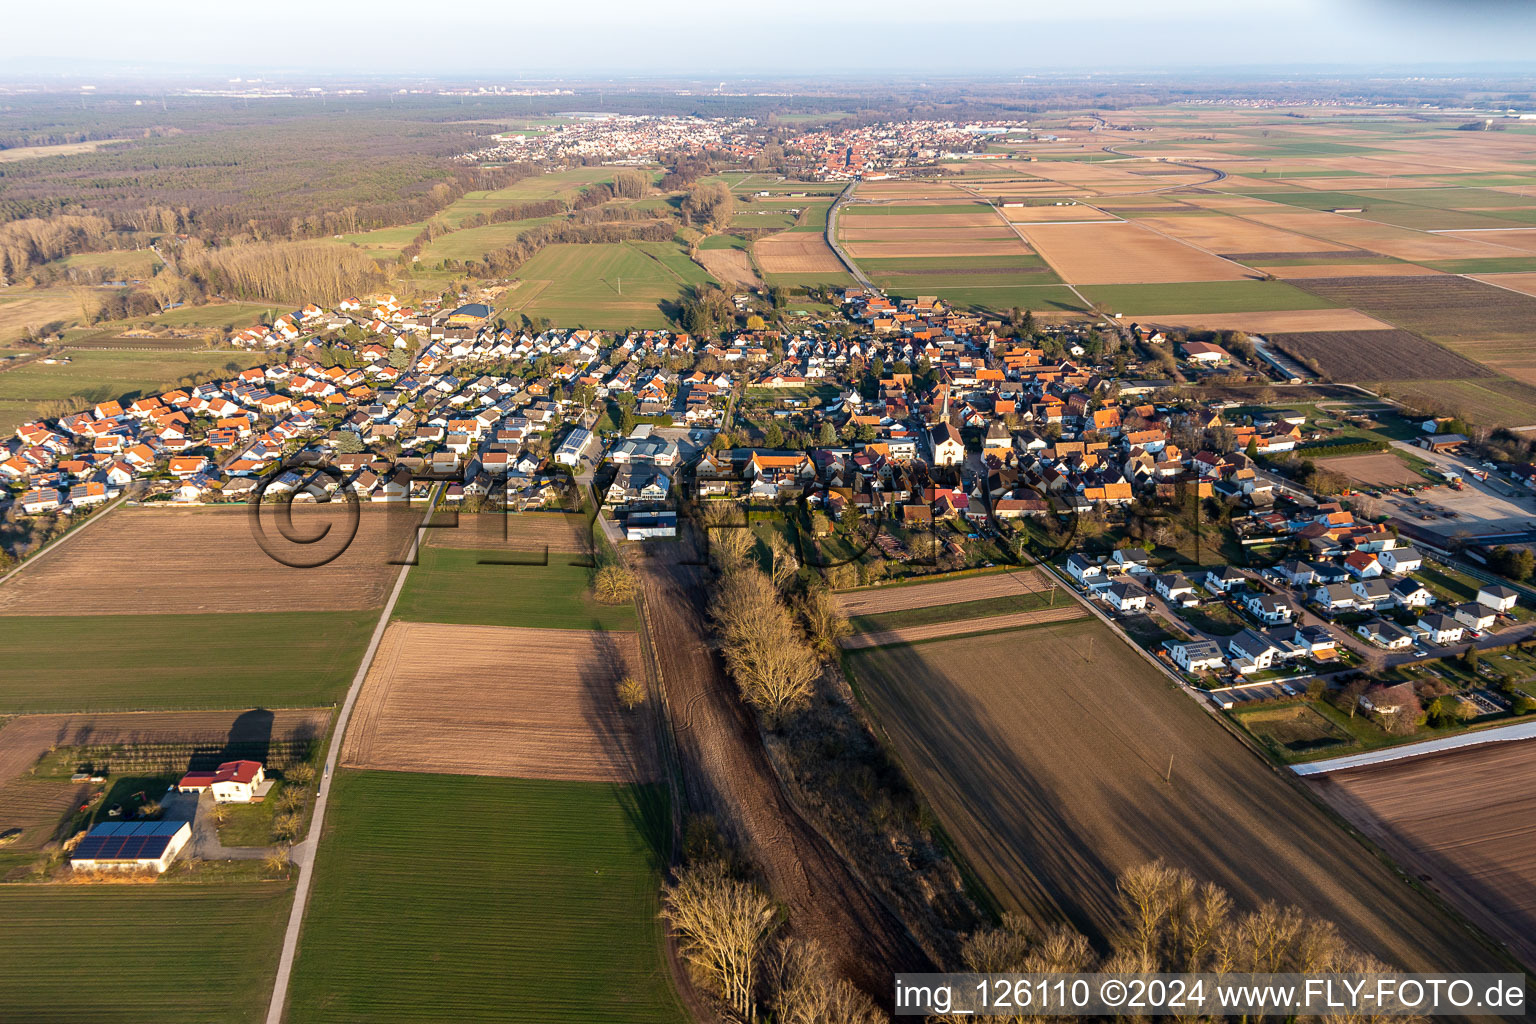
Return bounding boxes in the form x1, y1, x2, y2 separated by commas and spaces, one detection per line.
1413, 649, 1428, 658
1420, 513, 1435, 521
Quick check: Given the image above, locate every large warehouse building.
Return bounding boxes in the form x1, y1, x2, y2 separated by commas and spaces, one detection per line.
70, 820, 191, 873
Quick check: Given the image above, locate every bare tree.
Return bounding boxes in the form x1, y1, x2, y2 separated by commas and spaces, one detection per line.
763, 938, 884, 1024
798, 587, 851, 658
661, 862, 780, 1021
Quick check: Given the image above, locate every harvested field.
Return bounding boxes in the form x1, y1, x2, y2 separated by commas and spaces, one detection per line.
754, 230, 844, 273
1317, 452, 1425, 487
695, 247, 761, 289
1443, 228, 1536, 255
1019, 222, 1253, 284
1310, 739, 1536, 968
840, 211, 1000, 228
1290, 275, 1536, 347
1241, 210, 1520, 261
343, 622, 651, 782
844, 618, 1508, 974
841, 604, 1084, 649
1001, 205, 1116, 222
1269, 329, 1493, 383
1134, 309, 1391, 333
0, 505, 416, 615
425, 510, 590, 552
1262, 262, 1445, 279
837, 568, 1043, 617
1473, 272, 1536, 298
0, 707, 330, 849
843, 239, 1030, 259
1135, 215, 1353, 255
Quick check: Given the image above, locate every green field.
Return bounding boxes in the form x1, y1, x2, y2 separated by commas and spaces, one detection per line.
57, 249, 158, 277
762, 271, 857, 289
0, 348, 263, 410
898, 283, 1087, 313
498, 242, 714, 330
0, 610, 375, 712
286, 771, 682, 1024
0, 885, 292, 1024
391, 546, 635, 631
1079, 280, 1335, 314
421, 216, 561, 263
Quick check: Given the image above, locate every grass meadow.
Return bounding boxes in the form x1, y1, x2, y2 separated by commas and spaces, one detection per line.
391, 546, 635, 631
497, 242, 716, 330
285, 770, 682, 1024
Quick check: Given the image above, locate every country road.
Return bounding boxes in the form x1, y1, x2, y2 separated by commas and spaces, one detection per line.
824, 181, 876, 290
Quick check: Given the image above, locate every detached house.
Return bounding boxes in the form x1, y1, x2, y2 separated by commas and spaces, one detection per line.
1166, 638, 1225, 673
1417, 612, 1464, 645
1243, 591, 1293, 625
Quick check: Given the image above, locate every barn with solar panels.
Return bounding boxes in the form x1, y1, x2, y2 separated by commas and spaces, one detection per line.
69, 820, 191, 873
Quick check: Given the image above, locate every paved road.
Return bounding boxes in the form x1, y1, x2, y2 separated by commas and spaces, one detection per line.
824, 182, 875, 290
263, 485, 440, 1024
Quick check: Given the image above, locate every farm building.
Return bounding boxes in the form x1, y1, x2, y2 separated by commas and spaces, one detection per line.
177, 760, 268, 803
444, 303, 492, 327
1180, 341, 1228, 365
70, 820, 191, 873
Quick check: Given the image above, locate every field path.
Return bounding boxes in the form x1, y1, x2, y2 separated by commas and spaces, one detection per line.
841, 604, 1085, 649
635, 534, 930, 1000
263, 487, 439, 1024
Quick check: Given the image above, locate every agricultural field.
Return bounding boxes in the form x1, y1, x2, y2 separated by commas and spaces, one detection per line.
285, 770, 683, 1024
342, 622, 653, 782
1, 610, 375, 712
836, 567, 1047, 617
695, 247, 762, 290
842, 604, 1084, 649
425, 509, 591, 552
754, 228, 846, 276
1310, 740, 1536, 969
844, 618, 1504, 973
1316, 450, 1429, 487
0, 347, 264, 431
1134, 309, 1390, 333
1269, 328, 1494, 383
0, 506, 417, 615
390, 545, 634, 631
497, 241, 713, 330
1019, 222, 1254, 284
0, 885, 293, 1024
1081, 280, 1334, 315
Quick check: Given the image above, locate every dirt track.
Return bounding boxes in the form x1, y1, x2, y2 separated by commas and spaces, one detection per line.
635, 536, 930, 998
841, 604, 1085, 649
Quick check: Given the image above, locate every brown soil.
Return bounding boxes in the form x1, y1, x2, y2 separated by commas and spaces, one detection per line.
837, 568, 1044, 617
754, 232, 845, 274
341, 622, 653, 783
1020, 222, 1253, 284
634, 535, 931, 999
0, 505, 417, 615
696, 248, 762, 290
1310, 739, 1536, 968
841, 604, 1086, 649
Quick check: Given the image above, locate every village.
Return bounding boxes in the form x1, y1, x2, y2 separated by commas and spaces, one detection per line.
5, 274, 1536, 750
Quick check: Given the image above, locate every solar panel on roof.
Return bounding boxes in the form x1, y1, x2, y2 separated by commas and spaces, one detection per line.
73, 819, 187, 861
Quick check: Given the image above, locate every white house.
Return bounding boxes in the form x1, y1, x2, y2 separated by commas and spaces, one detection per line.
1477, 584, 1519, 613
1453, 602, 1498, 632
1153, 573, 1199, 607
1377, 547, 1423, 574
1105, 581, 1148, 613
1111, 548, 1152, 574
1203, 565, 1246, 594
1357, 618, 1414, 650
554, 427, 594, 468
1417, 612, 1464, 645
177, 760, 267, 803
1166, 638, 1225, 673
1311, 583, 1356, 613
1243, 591, 1293, 625
1350, 578, 1393, 609
930, 423, 964, 466
1228, 629, 1280, 674
1065, 554, 1102, 585
1390, 578, 1434, 609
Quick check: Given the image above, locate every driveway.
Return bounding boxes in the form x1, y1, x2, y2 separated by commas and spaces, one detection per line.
162, 789, 274, 861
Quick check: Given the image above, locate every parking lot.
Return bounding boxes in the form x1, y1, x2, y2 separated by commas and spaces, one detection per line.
1374, 443, 1536, 540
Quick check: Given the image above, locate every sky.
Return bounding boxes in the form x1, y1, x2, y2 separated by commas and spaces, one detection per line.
4, 0, 1534, 78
